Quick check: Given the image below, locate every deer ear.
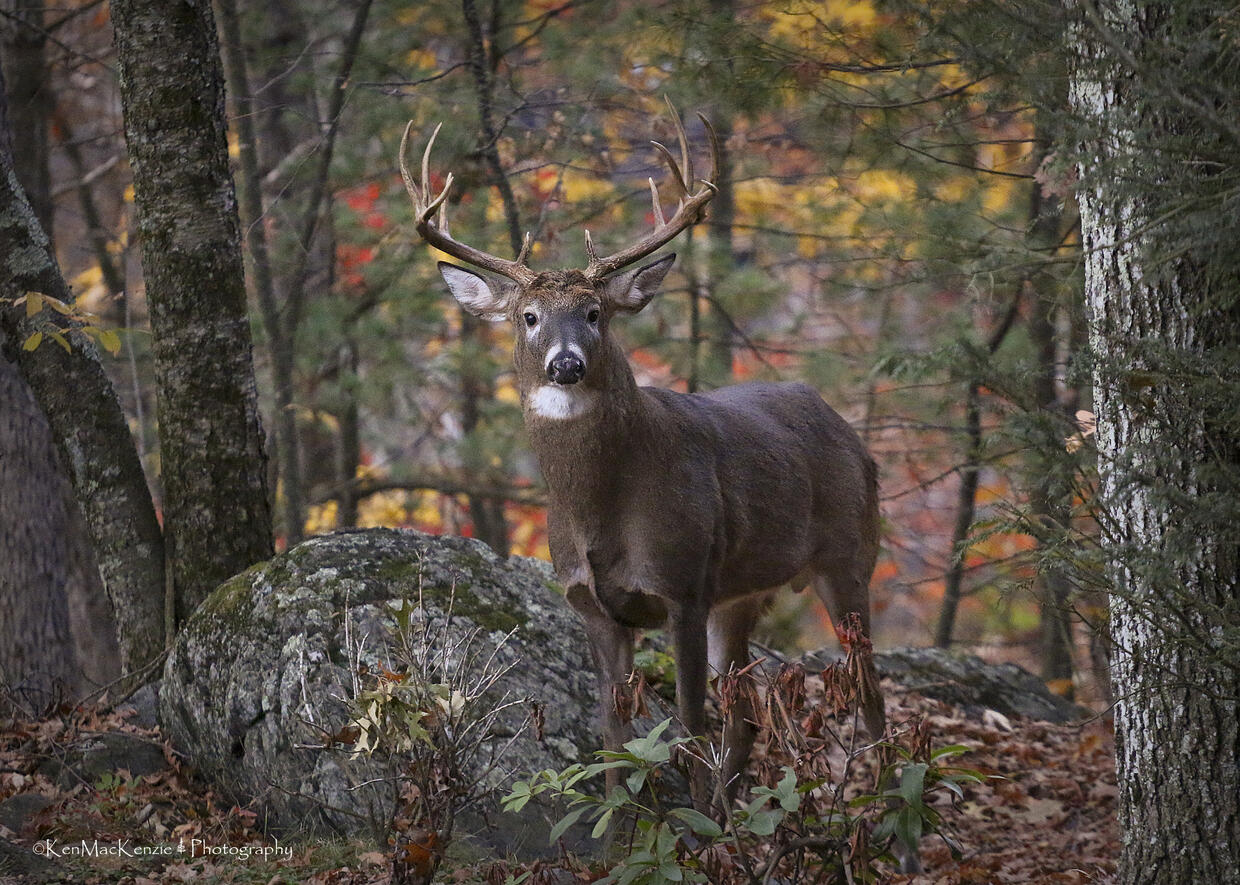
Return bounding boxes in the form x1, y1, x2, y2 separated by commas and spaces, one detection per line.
603, 254, 675, 315
439, 262, 510, 322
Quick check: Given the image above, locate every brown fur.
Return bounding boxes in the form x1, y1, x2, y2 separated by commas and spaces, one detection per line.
441, 257, 885, 812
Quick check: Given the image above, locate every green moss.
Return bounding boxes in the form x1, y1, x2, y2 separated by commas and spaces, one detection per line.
374, 558, 420, 584
412, 580, 524, 635
198, 566, 258, 620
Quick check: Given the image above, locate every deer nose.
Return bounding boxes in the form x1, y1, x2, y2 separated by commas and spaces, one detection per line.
547, 353, 585, 385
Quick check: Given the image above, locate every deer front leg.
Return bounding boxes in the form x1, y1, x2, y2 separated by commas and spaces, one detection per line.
566, 585, 635, 792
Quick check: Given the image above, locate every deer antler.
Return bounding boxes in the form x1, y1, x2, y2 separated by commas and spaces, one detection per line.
399, 121, 536, 286
582, 99, 720, 281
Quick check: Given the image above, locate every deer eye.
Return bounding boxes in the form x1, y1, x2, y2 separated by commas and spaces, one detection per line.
587, 307, 600, 324
523, 312, 538, 327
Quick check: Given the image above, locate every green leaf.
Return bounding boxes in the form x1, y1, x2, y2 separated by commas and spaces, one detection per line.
848, 792, 883, 808
549, 804, 588, 844
745, 809, 784, 836
930, 744, 971, 761
939, 776, 965, 801
742, 795, 770, 817
582, 760, 629, 779
898, 763, 929, 809
623, 718, 675, 764
773, 766, 801, 811
502, 781, 532, 812
658, 863, 684, 882
894, 806, 923, 852
591, 806, 615, 839
626, 766, 648, 795
667, 807, 723, 839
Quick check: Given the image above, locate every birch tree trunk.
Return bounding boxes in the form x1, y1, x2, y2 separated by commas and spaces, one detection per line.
1069, 3, 1240, 880
111, 0, 273, 623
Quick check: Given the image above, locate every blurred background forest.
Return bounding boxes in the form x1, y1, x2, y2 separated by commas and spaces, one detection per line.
2, 0, 1098, 698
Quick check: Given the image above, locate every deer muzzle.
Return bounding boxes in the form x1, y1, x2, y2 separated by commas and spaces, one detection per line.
547, 352, 586, 385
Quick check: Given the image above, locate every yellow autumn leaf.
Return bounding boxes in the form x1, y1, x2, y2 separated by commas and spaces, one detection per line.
72, 264, 104, 292
410, 490, 442, 529
495, 380, 520, 405
559, 168, 613, 203
853, 169, 915, 204
404, 48, 437, 70
23, 330, 42, 351
304, 500, 339, 535
97, 328, 122, 356
26, 292, 43, 318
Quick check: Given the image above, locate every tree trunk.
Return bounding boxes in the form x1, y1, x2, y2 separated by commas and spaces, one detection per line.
0, 355, 121, 710
111, 0, 273, 623
934, 380, 981, 648
1070, 3, 1240, 880
1027, 133, 1075, 694
0, 74, 165, 675
0, 0, 53, 239
935, 295, 1018, 648
215, 0, 302, 545
456, 0, 515, 555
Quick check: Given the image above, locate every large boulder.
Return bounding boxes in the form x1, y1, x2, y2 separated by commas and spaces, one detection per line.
803, 646, 1086, 724
158, 529, 599, 856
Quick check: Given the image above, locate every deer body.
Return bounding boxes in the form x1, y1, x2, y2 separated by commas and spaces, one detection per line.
401, 114, 887, 813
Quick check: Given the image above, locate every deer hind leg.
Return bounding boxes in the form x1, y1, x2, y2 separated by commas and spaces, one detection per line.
707, 594, 771, 811
669, 593, 714, 813
813, 567, 921, 873
811, 567, 885, 741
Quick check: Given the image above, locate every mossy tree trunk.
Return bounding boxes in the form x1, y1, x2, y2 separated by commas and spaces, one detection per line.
110, 0, 273, 624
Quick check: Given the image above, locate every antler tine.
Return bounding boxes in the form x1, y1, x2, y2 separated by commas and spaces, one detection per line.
582, 107, 720, 281
650, 140, 689, 198
399, 120, 536, 286
697, 112, 721, 189
666, 96, 692, 192
648, 178, 666, 227
399, 121, 423, 205
420, 122, 438, 205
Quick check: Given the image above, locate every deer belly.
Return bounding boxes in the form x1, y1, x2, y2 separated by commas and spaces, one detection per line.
597, 586, 668, 628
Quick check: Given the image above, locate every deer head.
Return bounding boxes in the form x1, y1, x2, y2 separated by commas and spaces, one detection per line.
399, 108, 719, 414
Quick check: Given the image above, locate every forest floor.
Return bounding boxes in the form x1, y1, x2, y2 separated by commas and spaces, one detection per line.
0, 675, 1118, 884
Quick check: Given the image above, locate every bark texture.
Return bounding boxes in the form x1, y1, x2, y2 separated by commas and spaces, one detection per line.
110, 0, 273, 622
0, 72, 165, 675
0, 0, 53, 238
1070, 3, 1240, 880
0, 355, 121, 709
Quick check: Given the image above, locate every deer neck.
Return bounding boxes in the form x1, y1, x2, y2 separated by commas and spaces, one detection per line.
521, 339, 647, 508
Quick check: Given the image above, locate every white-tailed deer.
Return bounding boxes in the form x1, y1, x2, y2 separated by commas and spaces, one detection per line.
400, 110, 887, 812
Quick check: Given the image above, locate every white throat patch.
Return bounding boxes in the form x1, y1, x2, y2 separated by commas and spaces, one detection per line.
527, 385, 598, 420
